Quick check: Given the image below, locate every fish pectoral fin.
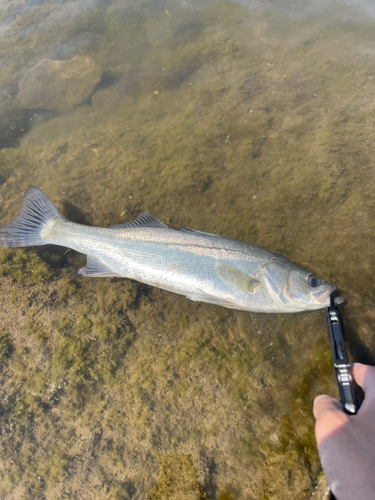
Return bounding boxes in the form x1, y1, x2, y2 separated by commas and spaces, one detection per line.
216, 262, 260, 293
111, 212, 168, 229
78, 256, 121, 278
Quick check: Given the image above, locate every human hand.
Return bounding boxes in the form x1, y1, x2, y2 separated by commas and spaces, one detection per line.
313, 363, 375, 500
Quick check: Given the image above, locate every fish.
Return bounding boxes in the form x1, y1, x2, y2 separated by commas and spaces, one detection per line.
0, 187, 341, 313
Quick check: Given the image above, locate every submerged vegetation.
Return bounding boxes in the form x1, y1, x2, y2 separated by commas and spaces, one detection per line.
0, 249, 51, 285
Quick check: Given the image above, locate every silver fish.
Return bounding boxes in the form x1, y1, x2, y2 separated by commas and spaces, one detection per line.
0, 187, 340, 313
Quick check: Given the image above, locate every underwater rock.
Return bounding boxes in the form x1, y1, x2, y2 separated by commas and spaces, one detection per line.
51, 32, 97, 61
18, 56, 101, 112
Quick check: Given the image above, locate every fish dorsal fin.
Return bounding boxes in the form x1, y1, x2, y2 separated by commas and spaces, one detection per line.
111, 212, 168, 229
216, 262, 260, 293
78, 255, 121, 278
180, 228, 220, 237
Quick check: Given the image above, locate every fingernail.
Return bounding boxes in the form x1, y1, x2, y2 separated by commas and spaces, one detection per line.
313, 394, 328, 407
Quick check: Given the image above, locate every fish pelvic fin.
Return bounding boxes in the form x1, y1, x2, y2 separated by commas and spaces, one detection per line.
79, 255, 121, 278
0, 186, 66, 247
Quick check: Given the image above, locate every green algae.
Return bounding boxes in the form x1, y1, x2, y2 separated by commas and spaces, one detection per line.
26, 311, 49, 343
148, 455, 208, 500
0, 329, 13, 360
217, 493, 235, 500
58, 273, 79, 301
38, 449, 70, 481
0, 249, 51, 285
75, 314, 93, 335
93, 314, 129, 341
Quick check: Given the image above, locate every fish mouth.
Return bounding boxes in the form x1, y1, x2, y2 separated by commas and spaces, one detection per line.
313, 285, 336, 304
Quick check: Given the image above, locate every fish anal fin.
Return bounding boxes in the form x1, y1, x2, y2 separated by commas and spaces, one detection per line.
78, 255, 121, 278
216, 262, 260, 293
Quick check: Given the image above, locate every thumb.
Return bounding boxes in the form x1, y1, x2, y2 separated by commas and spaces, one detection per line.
313, 395, 349, 446
313, 394, 343, 419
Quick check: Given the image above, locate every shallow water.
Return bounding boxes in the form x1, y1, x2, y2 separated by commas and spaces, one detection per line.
0, 0, 375, 498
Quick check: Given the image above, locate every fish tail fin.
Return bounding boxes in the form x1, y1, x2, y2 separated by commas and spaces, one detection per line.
0, 186, 66, 247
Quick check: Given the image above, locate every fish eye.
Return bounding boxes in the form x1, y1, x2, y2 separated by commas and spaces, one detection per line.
307, 275, 320, 287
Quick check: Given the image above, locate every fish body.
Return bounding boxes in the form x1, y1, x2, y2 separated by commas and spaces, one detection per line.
0, 187, 337, 313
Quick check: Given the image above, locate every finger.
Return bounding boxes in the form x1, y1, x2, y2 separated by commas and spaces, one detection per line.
352, 363, 375, 397
313, 395, 344, 420
313, 395, 349, 446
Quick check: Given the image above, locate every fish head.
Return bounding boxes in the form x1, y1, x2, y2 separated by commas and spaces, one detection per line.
258, 259, 336, 312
